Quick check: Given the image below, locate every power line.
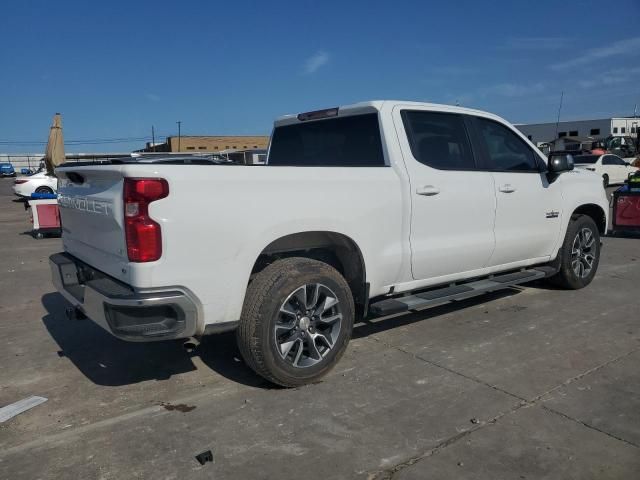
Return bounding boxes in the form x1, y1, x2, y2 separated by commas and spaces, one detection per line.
0, 134, 173, 146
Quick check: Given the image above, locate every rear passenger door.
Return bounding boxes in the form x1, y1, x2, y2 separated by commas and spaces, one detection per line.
470, 116, 563, 267
394, 108, 496, 281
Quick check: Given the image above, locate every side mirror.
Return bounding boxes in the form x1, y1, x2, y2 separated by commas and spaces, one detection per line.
548, 153, 575, 174
624, 161, 631, 166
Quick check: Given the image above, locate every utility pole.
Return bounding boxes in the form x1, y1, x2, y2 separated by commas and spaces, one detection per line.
151, 125, 156, 152
554, 91, 564, 139
176, 121, 182, 152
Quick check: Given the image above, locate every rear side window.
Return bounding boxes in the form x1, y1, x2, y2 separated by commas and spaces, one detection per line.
268, 113, 384, 166
401, 111, 476, 170
603, 155, 624, 165
475, 117, 539, 172
573, 155, 599, 164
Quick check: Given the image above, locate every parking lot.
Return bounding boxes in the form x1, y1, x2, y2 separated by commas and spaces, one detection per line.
0, 178, 638, 479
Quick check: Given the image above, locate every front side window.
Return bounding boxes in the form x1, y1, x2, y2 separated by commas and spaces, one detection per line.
613, 127, 618, 133
475, 117, 539, 172
268, 113, 384, 166
401, 111, 475, 170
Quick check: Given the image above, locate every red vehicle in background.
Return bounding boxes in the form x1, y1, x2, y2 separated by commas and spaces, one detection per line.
612, 171, 640, 235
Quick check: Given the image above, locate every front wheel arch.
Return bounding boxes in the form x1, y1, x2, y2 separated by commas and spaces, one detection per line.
571, 204, 607, 235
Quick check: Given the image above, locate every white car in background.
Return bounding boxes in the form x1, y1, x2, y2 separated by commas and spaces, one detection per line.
13, 171, 58, 197
573, 153, 638, 187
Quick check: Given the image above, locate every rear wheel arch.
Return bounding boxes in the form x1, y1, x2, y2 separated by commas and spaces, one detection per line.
251, 231, 367, 314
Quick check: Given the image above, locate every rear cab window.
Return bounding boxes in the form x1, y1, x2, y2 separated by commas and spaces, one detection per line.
268, 113, 385, 166
401, 110, 476, 170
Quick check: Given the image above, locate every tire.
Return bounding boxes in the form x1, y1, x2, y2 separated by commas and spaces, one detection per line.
237, 257, 355, 387
547, 215, 601, 290
35, 186, 53, 194
602, 174, 609, 188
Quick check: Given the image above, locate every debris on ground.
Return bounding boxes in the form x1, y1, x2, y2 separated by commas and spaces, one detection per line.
159, 402, 196, 413
0, 396, 48, 423
195, 450, 213, 465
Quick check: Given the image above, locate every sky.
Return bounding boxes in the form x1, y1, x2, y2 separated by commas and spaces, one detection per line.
1, 0, 639, 153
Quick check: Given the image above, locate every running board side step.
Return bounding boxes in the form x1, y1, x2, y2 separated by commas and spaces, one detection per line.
369, 268, 553, 317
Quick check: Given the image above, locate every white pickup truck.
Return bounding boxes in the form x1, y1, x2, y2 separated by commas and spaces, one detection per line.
50, 101, 608, 387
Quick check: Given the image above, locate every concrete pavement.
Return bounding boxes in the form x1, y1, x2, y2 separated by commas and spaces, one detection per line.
0, 179, 638, 479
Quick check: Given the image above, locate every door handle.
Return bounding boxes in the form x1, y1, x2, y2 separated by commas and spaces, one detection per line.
416, 185, 440, 196
498, 184, 516, 193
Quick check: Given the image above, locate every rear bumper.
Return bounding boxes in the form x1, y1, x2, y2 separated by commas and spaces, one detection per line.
49, 252, 202, 342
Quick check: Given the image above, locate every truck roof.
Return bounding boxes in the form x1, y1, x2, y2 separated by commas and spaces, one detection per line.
274, 100, 507, 127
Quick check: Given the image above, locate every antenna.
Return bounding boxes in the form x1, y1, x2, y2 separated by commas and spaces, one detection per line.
554, 91, 564, 138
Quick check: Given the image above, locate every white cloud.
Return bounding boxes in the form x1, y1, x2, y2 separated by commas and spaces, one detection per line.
551, 37, 640, 70
303, 51, 330, 74
482, 82, 546, 98
145, 93, 161, 102
504, 37, 570, 50
578, 66, 640, 89
430, 65, 476, 75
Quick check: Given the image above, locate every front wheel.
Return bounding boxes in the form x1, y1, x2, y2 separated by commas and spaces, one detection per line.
548, 215, 601, 289
602, 174, 609, 188
237, 257, 355, 387
35, 186, 54, 194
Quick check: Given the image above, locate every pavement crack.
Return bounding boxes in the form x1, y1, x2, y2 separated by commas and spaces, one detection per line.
529, 345, 640, 404
365, 337, 640, 479
541, 405, 639, 449
367, 335, 527, 402
370, 400, 530, 480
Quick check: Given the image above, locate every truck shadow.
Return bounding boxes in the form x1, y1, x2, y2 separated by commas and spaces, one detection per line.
41, 292, 263, 388
41, 289, 523, 389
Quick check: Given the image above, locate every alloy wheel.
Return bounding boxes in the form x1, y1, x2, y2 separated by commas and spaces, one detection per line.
571, 227, 596, 278
274, 283, 342, 368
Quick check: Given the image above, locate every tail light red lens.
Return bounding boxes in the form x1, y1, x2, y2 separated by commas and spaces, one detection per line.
14, 179, 29, 184
123, 178, 169, 262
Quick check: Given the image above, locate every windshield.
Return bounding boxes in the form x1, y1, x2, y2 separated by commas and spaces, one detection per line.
573, 155, 599, 164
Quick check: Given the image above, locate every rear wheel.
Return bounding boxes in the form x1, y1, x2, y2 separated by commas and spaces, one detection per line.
237, 257, 354, 387
35, 186, 53, 194
548, 215, 600, 289
602, 174, 609, 188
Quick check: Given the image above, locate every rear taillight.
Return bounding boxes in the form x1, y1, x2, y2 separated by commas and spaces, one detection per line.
14, 179, 28, 184
123, 178, 169, 262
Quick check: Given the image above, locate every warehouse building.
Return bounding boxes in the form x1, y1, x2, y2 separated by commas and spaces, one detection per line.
145, 135, 270, 153
516, 117, 639, 145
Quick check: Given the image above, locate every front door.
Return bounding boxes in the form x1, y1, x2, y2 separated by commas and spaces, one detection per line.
394, 107, 496, 281
471, 116, 563, 266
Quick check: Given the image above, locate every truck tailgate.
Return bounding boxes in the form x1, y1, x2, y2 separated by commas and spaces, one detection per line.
56, 167, 128, 278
